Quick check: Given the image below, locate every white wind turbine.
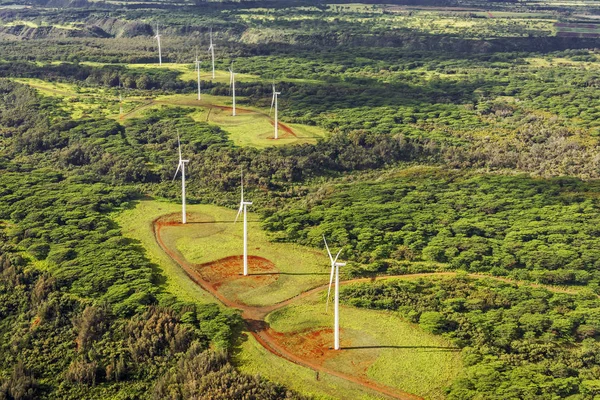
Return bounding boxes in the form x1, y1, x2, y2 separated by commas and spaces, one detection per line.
154, 23, 162, 66
208, 28, 215, 79
172, 132, 189, 224
324, 236, 346, 351
194, 52, 201, 101
269, 83, 281, 139
234, 170, 252, 276
229, 63, 236, 116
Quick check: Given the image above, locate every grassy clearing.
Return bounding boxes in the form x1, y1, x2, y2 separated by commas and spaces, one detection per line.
14, 77, 327, 147
79, 62, 262, 84
13, 78, 81, 97
113, 199, 218, 305
11, 78, 146, 119
267, 290, 462, 400
116, 199, 402, 399
156, 93, 327, 148
126, 63, 260, 84
162, 203, 330, 306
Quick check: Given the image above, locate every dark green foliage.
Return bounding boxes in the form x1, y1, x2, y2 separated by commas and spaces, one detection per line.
153, 344, 309, 400
264, 169, 600, 287
341, 276, 600, 399
0, 80, 302, 399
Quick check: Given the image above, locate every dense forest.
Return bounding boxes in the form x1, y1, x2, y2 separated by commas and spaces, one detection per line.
341, 276, 600, 399
263, 169, 600, 287
1, 0, 600, 399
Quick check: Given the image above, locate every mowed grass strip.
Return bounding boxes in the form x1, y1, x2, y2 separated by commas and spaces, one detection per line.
13, 77, 327, 147
267, 291, 463, 400
117, 200, 395, 399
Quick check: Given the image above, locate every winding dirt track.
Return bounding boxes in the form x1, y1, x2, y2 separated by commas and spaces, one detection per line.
152, 216, 584, 400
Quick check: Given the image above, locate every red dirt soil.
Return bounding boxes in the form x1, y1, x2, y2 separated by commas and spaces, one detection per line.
195, 255, 278, 290
269, 120, 298, 138
269, 328, 340, 365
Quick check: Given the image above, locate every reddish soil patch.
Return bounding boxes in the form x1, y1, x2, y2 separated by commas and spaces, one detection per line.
268, 328, 339, 366
195, 255, 279, 290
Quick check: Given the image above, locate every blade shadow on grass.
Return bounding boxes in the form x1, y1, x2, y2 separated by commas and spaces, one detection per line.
184, 220, 262, 224
248, 272, 330, 276
342, 345, 460, 352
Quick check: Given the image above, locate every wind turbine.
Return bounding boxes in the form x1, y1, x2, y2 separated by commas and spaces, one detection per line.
194, 52, 201, 101
172, 132, 189, 224
208, 28, 215, 79
269, 82, 281, 139
324, 236, 346, 351
229, 63, 236, 116
234, 170, 252, 276
154, 23, 162, 66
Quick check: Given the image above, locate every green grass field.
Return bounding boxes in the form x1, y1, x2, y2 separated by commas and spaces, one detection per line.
11, 78, 143, 119
267, 290, 462, 400
14, 77, 327, 148
159, 203, 330, 306
155, 93, 327, 148
234, 333, 387, 400
116, 199, 461, 399
113, 200, 219, 305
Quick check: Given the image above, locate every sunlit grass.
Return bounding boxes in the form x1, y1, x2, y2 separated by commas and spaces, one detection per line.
167, 203, 330, 306
267, 290, 463, 400
113, 200, 219, 305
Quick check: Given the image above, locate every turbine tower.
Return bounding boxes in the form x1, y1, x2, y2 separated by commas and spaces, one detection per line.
195, 52, 201, 101
154, 23, 162, 66
234, 170, 252, 276
172, 132, 189, 224
270, 83, 281, 139
324, 236, 346, 351
208, 28, 215, 79
229, 63, 236, 116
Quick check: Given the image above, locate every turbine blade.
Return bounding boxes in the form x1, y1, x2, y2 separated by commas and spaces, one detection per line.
172, 162, 181, 182
234, 203, 243, 224
332, 249, 342, 266
326, 263, 335, 312
270, 92, 275, 115
323, 236, 335, 312
177, 132, 182, 162
323, 236, 334, 264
